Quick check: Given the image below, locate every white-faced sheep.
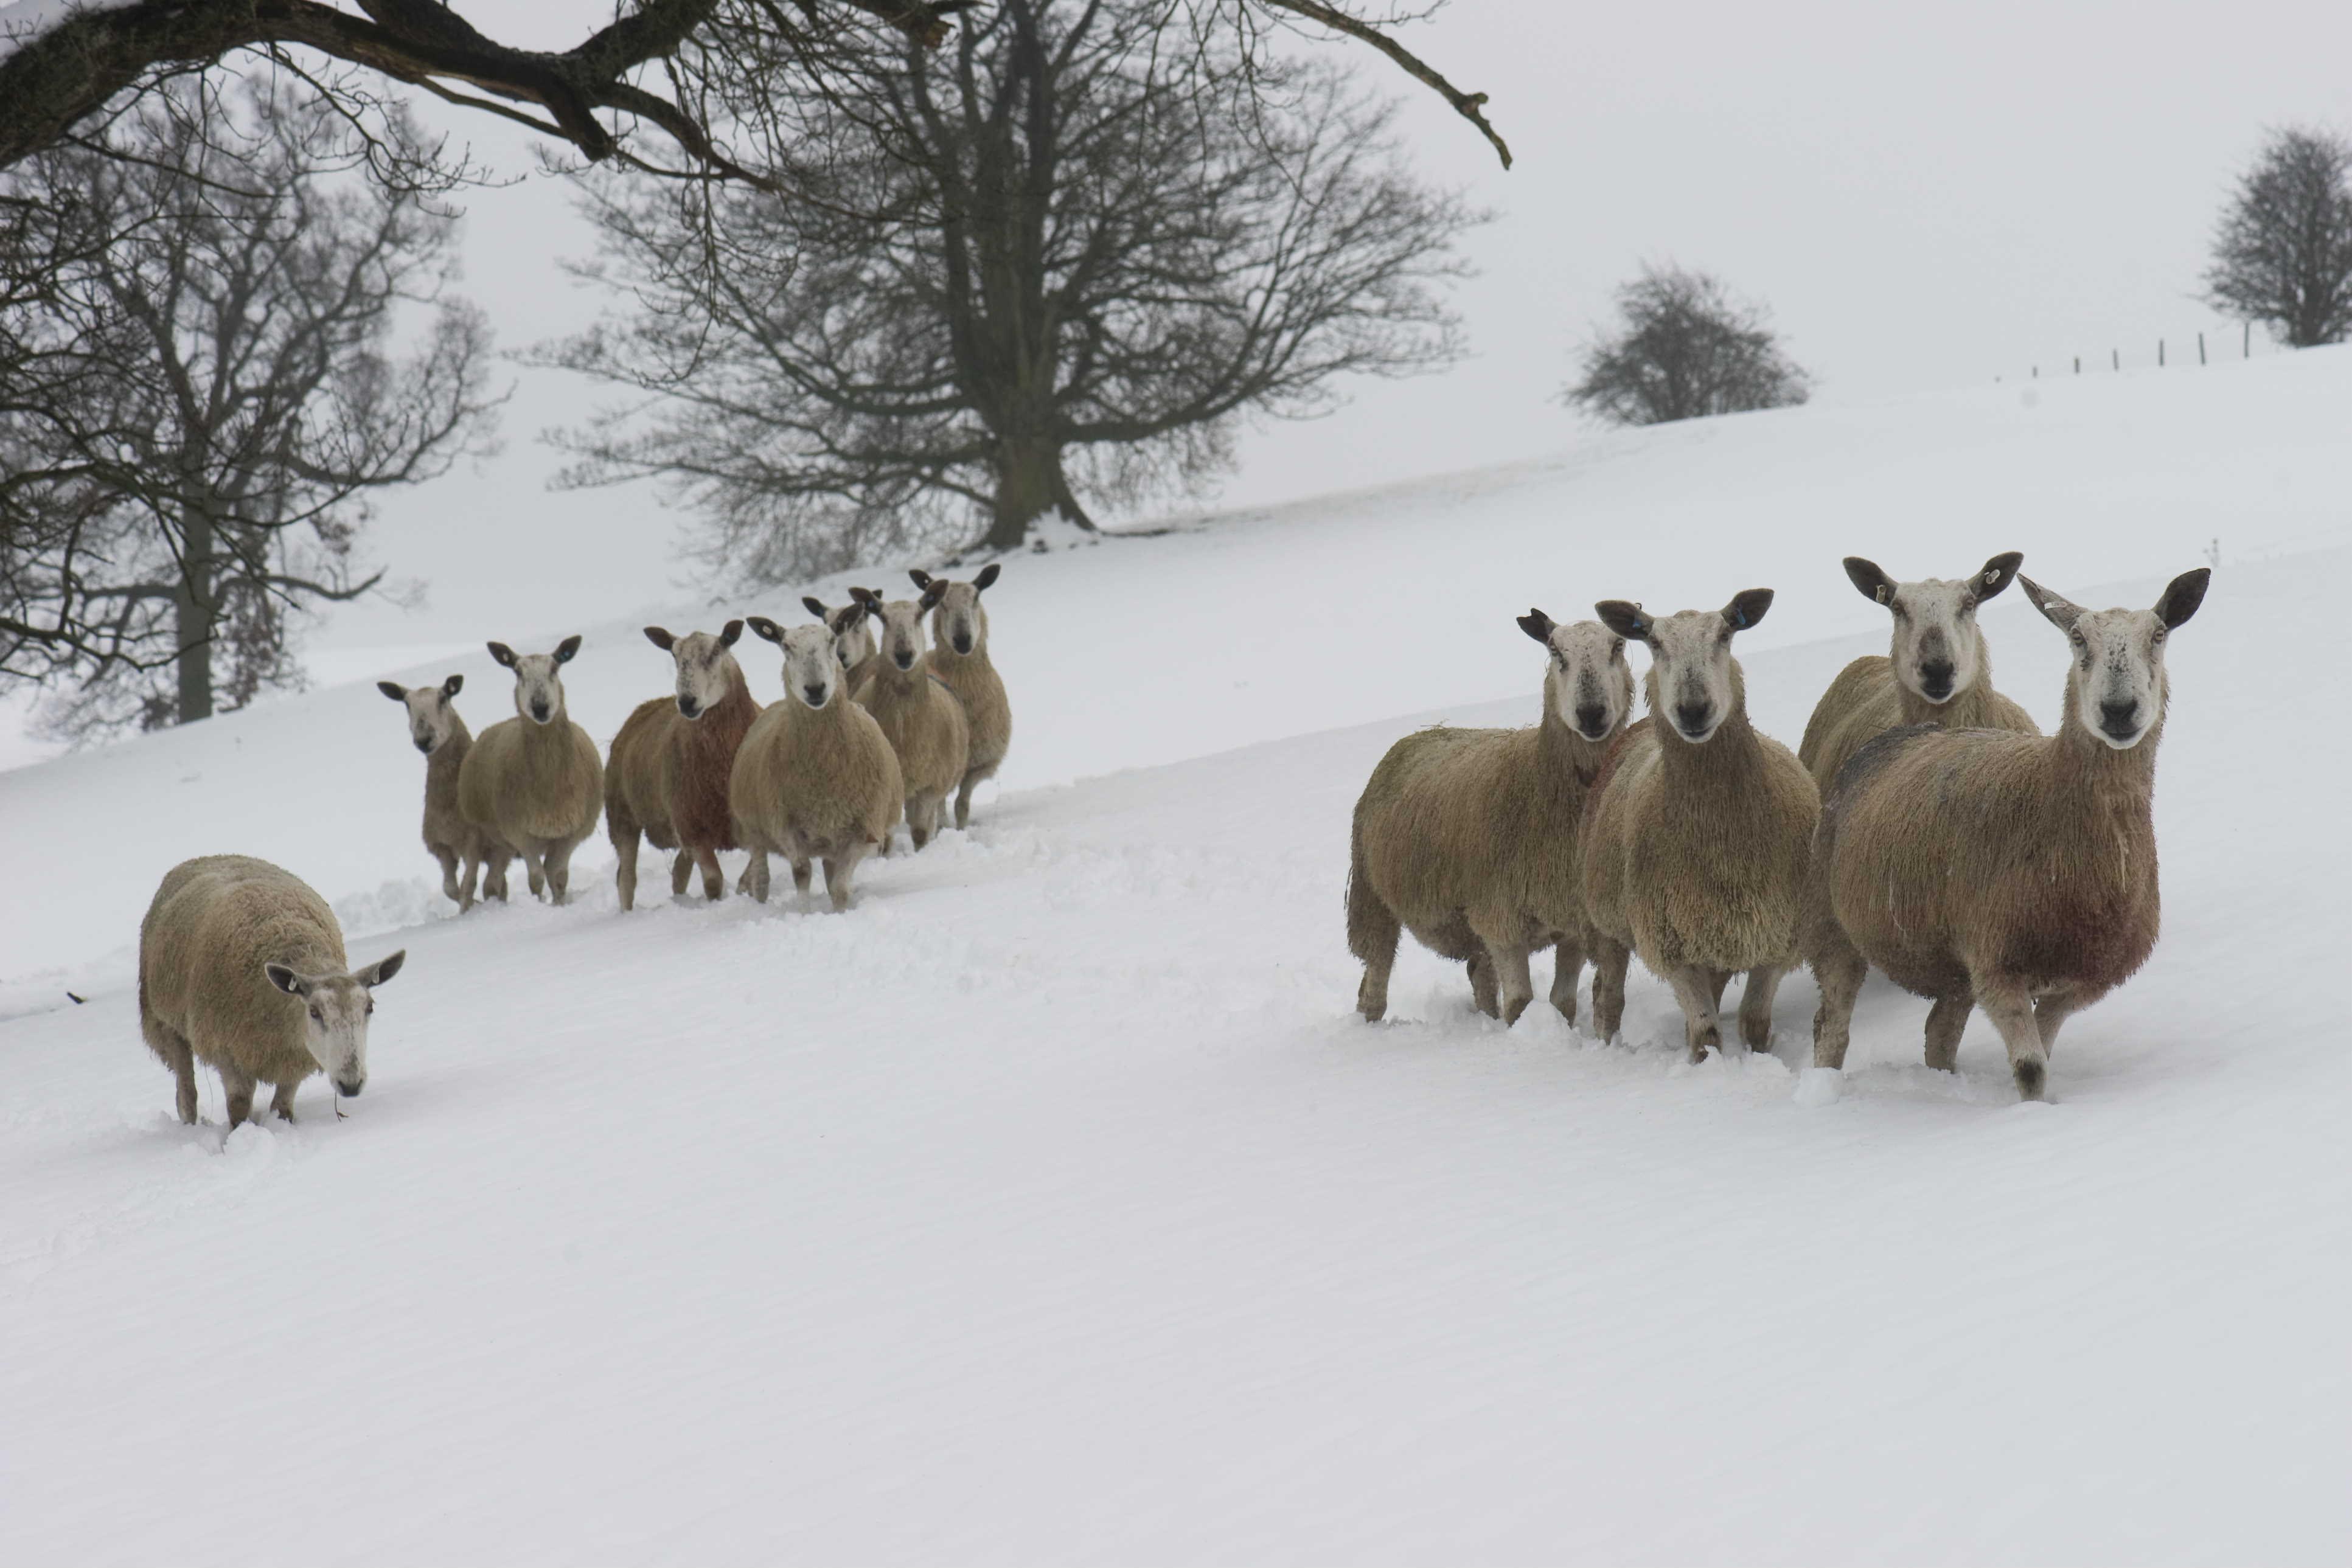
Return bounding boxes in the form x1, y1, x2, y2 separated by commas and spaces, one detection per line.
605, 622, 762, 911
849, 584, 970, 850
1348, 611, 1636, 1027
907, 564, 1009, 828
804, 594, 877, 691
456, 636, 604, 906
1798, 551, 2039, 793
1803, 567, 2210, 1101
729, 617, 903, 910
139, 855, 405, 1128
377, 673, 493, 910
1580, 590, 1821, 1061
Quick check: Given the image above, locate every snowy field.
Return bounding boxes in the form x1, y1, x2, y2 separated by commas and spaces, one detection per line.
1, 351, 2347, 1563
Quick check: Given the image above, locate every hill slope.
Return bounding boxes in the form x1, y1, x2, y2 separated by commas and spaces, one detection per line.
1, 355, 2347, 1562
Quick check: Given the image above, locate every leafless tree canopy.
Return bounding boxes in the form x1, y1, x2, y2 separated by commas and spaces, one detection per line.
2205, 125, 2352, 350
0, 0, 1509, 183
0, 78, 498, 738
1565, 265, 1810, 429
532, 0, 1477, 578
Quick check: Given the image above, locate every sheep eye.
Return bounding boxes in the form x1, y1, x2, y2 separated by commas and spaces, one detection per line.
308, 1007, 322, 1022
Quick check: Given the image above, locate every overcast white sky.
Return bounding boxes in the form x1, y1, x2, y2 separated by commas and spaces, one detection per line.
161, 0, 2352, 659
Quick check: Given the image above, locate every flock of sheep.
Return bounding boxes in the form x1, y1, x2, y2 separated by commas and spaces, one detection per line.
128, 543, 2211, 1133
134, 566, 1012, 1128
1348, 553, 2211, 1101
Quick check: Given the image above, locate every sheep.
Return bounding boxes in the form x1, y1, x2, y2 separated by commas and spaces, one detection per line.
139, 855, 406, 1128
455, 636, 604, 906
729, 616, 903, 910
1803, 567, 2210, 1101
377, 673, 493, 911
1579, 589, 1821, 1062
604, 621, 762, 911
1798, 551, 2039, 793
804, 594, 877, 691
849, 583, 971, 850
1348, 611, 1636, 1027
908, 563, 1009, 828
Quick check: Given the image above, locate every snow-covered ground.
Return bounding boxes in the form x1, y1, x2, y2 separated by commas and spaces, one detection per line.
1, 352, 2347, 1563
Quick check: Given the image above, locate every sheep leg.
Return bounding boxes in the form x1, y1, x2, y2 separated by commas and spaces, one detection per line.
481, 847, 512, 903
220, 1063, 257, 1130
1548, 934, 1584, 1025
155, 1024, 198, 1125
543, 841, 577, 906
433, 845, 462, 904
909, 795, 937, 852
1923, 990, 1974, 1072
954, 772, 978, 831
1588, 935, 1632, 1042
521, 844, 547, 900
1483, 940, 1534, 1026
821, 847, 867, 912
743, 850, 772, 903
1976, 985, 2050, 1101
458, 848, 482, 911
1737, 965, 1785, 1052
1807, 938, 1869, 1070
791, 858, 814, 897
695, 848, 726, 901
2034, 990, 2095, 1056
1666, 966, 1724, 1063
1466, 951, 1500, 1018
613, 828, 642, 912
270, 1080, 299, 1123
1351, 917, 1399, 1027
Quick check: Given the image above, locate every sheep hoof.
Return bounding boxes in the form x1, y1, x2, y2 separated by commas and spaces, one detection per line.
2012, 1057, 2048, 1101
1501, 997, 1530, 1026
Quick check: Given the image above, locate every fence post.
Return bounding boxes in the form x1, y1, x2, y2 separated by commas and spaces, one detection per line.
2244, 321, 2251, 357
2074, 356, 2081, 375
2158, 339, 2165, 367
2031, 365, 2038, 378
2198, 331, 2206, 365
2112, 348, 2120, 370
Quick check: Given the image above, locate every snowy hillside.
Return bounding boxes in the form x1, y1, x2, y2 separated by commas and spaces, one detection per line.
1, 353, 2347, 1563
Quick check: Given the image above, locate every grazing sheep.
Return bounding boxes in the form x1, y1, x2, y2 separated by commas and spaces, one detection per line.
1798, 551, 2039, 792
456, 636, 604, 906
1581, 590, 1821, 1061
804, 594, 877, 691
908, 563, 1009, 828
139, 855, 405, 1128
605, 622, 762, 911
729, 617, 902, 910
377, 673, 493, 910
1348, 611, 1635, 1027
1804, 567, 2210, 1101
849, 584, 970, 850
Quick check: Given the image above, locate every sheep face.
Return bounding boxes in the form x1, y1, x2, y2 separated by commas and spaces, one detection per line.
2023, 569, 2209, 750
806, 597, 877, 674
488, 636, 580, 726
263, 949, 406, 1097
1549, 620, 1634, 742
768, 623, 842, 710
1846, 552, 2022, 705
912, 563, 998, 656
649, 622, 744, 720
379, 675, 463, 755
874, 595, 934, 674
1598, 589, 1773, 746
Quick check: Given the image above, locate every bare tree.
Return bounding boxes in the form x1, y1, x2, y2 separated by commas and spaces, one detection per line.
2205, 125, 2352, 350
0, 77, 498, 738
0, 0, 1509, 181
1565, 265, 1810, 428
532, 0, 1476, 576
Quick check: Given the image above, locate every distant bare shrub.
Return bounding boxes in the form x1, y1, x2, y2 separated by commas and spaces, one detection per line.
2205, 125, 2352, 349
1565, 265, 1810, 428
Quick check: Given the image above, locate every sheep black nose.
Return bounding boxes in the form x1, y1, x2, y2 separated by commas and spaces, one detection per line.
1674, 701, 1713, 737
677, 696, 701, 718
953, 636, 973, 654
895, 653, 915, 670
1575, 702, 1609, 737
2100, 699, 2140, 736
1919, 661, 1955, 699
414, 738, 434, 754
530, 702, 550, 721
335, 1078, 364, 1098
804, 684, 827, 705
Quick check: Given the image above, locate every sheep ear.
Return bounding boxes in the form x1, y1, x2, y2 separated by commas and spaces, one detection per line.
1843, 558, 1894, 606
801, 596, 828, 618
355, 950, 405, 989
263, 962, 307, 997
440, 673, 463, 698
920, 580, 948, 611
554, 636, 582, 664
1977, 552, 2024, 600
908, 569, 934, 591
643, 626, 675, 651
1722, 588, 1773, 631
1595, 600, 1651, 642
1517, 609, 1556, 645
746, 616, 785, 644
2020, 576, 2085, 633
720, 619, 745, 647
487, 642, 518, 668
377, 681, 407, 701
973, 563, 1000, 591
850, 586, 882, 611
2155, 567, 2210, 630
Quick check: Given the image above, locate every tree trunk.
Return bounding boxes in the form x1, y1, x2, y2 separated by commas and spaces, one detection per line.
173, 507, 215, 724
984, 435, 1093, 550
